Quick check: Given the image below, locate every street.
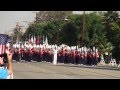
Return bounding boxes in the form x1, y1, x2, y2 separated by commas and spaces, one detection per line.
13, 61, 120, 79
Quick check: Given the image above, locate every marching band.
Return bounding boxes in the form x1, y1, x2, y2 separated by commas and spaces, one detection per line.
11, 42, 104, 66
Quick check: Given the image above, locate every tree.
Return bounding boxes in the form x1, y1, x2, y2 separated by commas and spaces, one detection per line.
23, 11, 73, 44
103, 11, 120, 61
103, 11, 120, 41
36, 11, 73, 23
109, 22, 120, 60
62, 22, 78, 46
23, 11, 117, 58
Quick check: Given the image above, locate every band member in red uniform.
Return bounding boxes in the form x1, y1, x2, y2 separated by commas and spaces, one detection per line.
57, 50, 60, 63
71, 49, 76, 64
13, 48, 19, 62
32, 47, 36, 62
31, 47, 34, 62
58, 49, 62, 63
28, 48, 32, 62
21, 48, 25, 61
61, 48, 66, 63
64, 49, 68, 64
46, 49, 50, 63
40, 48, 44, 62
50, 48, 54, 63
36, 49, 40, 62
42, 48, 46, 62
92, 50, 96, 66
81, 50, 84, 65
95, 49, 99, 65
24, 49, 29, 62
84, 51, 87, 65
18, 47, 22, 62
67, 49, 71, 64
76, 49, 79, 64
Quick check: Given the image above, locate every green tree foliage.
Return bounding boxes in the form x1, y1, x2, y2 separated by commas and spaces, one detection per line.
103, 11, 120, 60
109, 22, 120, 60
23, 11, 73, 43
103, 11, 120, 42
23, 22, 47, 41
23, 11, 120, 60
85, 12, 111, 51
62, 22, 78, 46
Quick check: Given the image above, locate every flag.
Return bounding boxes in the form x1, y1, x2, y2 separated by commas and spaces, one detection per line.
33, 35, 36, 44
45, 36, 48, 45
31, 35, 34, 44
0, 34, 8, 55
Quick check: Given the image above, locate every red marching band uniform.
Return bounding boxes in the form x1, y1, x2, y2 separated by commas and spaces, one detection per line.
84, 51, 87, 60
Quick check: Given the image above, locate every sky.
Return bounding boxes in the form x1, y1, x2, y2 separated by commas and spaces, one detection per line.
0, 11, 84, 34
0, 11, 37, 34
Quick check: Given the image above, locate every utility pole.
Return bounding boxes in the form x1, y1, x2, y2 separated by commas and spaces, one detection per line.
82, 11, 85, 46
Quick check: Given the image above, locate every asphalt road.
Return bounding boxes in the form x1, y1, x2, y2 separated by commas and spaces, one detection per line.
13, 62, 120, 79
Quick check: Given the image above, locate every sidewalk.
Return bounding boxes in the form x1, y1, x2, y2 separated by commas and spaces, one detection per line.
57, 63, 120, 71
97, 63, 119, 68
